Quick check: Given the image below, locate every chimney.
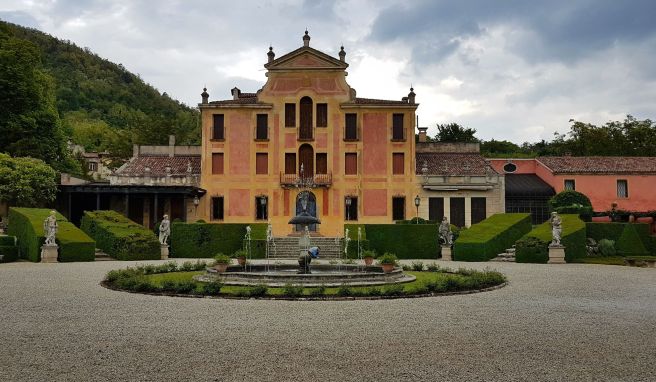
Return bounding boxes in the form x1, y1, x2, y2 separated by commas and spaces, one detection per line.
168, 135, 175, 157
418, 127, 428, 142
231, 87, 240, 100
267, 46, 275, 63
201, 87, 209, 104
303, 30, 310, 47
339, 46, 346, 62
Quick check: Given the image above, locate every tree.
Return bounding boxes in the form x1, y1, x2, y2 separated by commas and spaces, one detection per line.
0, 153, 57, 207
434, 123, 479, 142
548, 190, 592, 210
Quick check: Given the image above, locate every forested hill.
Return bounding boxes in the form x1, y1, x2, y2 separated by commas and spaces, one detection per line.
0, 20, 199, 161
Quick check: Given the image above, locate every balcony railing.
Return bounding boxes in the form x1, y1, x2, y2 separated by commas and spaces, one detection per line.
280, 172, 332, 188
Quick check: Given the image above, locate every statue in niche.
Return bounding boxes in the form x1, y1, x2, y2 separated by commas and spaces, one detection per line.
43, 211, 58, 246
159, 214, 171, 245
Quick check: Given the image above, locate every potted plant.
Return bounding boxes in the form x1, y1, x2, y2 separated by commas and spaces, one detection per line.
232, 249, 248, 267
213, 253, 231, 273
377, 253, 398, 273
362, 250, 377, 266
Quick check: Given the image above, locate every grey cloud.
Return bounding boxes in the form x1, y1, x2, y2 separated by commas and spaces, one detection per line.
0, 11, 40, 29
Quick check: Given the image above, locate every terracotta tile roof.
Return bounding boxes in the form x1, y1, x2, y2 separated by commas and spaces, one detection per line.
116, 155, 201, 177
415, 153, 497, 176
209, 97, 259, 105
238, 92, 257, 98
352, 97, 410, 105
537, 156, 656, 174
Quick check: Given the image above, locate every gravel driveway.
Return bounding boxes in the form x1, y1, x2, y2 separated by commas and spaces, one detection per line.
1, 260, 654, 381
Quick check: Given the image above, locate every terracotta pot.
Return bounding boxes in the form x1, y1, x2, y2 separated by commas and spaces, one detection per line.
364, 256, 374, 266
381, 263, 395, 273
237, 256, 247, 266
215, 263, 229, 273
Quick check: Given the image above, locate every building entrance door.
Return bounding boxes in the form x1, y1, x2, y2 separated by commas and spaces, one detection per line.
295, 191, 317, 231
298, 144, 314, 178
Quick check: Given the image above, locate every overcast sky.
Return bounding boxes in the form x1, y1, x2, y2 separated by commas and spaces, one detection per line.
2, 0, 656, 143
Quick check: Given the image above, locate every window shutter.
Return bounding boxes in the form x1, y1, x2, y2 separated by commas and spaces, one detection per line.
212, 153, 224, 175
392, 114, 404, 140
285, 103, 295, 127
285, 153, 296, 175
345, 153, 357, 175
317, 103, 328, 127
213, 114, 224, 140
345, 114, 357, 140
316, 153, 328, 174
392, 153, 404, 174
256, 114, 268, 140
256, 153, 268, 174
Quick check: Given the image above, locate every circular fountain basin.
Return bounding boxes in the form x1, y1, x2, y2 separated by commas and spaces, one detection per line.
195, 264, 415, 287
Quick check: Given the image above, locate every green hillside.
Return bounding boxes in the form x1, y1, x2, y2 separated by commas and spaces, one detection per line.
0, 20, 199, 163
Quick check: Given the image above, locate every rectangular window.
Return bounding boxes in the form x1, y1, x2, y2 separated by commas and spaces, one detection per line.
392, 113, 404, 140
345, 153, 357, 175
345, 196, 358, 221
392, 197, 405, 221
428, 197, 444, 221
88, 162, 97, 171
316, 153, 328, 174
316, 103, 328, 127
211, 197, 224, 220
450, 197, 465, 227
617, 180, 628, 198
471, 197, 487, 225
345, 113, 357, 140
212, 114, 225, 140
285, 103, 295, 127
256, 196, 268, 220
564, 179, 575, 191
285, 153, 296, 175
256, 153, 268, 175
211, 153, 224, 175
392, 153, 404, 175
256, 114, 268, 140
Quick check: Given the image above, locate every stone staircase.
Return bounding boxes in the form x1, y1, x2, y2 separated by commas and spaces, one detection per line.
95, 249, 114, 261
491, 247, 516, 262
266, 236, 343, 259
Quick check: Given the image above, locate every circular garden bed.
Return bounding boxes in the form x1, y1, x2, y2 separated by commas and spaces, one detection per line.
102, 260, 507, 300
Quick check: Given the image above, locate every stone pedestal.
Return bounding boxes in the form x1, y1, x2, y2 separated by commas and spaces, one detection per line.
441, 245, 452, 261
40, 244, 59, 263
160, 244, 169, 260
548, 245, 566, 264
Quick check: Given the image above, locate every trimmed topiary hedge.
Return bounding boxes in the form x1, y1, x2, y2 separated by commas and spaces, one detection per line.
170, 222, 267, 258
615, 224, 650, 257
7, 207, 95, 262
0, 236, 18, 262
586, 222, 653, 255
80, 210, 159, 261
364, 224, 438, 259
0, 235, 16, 246
453, 213, 532, 261
515, 214, 586, 263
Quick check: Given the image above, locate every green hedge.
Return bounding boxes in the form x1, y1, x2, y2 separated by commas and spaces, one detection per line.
616, 224, 650, 257
0, 244, 18, 262
0, 235, 16, 246
363, 224, 438, 259
80, 210, 159, 261
453, 213, 532, 261
170, 222, 267, 258
586, 222, 653, 255
515, 214, 586, 263
7, 208, 95, 262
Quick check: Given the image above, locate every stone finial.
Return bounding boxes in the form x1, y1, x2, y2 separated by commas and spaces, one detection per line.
408, 87, 416, 104
201, 87, 209, 104
339, 45, 346, 62
267, 46, 275, 63
303, 30, 310, 47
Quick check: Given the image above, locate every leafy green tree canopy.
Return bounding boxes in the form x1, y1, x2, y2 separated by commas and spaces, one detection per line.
549, 190, 592, 210
0, 153, 57, 207
434, 123, 479, 142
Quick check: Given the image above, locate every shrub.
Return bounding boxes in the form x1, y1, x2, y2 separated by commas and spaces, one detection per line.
245, 284, 268, 297
549, 190, 592, 210
586, 223, 651, 253
453, 213, 532, 261
382, 284, 405, 296
598, 239, 616, 257
337, 285, 354, 297
169, 222, 267, 258
555, 205, 593, 222
201, 282, 223, 295
8, 207, 95, 262
232, 249, 248, 258
362, 249, 377, 259
426, 262, 440, 272
367, 287, 382, 296
174, 281, 197, 294
411, 261, 424, 271
80, 210, 159, 261
515, 214, 586, 263
377, 253, 398, 265
401, 264, 411, 271
213, 253, 231, 264
616, 224, 650, 257
309, 285, 326, 297
282, 283, 304, 298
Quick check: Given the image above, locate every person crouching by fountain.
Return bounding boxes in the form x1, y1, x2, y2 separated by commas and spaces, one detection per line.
299, 246, 321, 274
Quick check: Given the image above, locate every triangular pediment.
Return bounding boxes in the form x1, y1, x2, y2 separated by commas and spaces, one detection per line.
265, 46, 348, 71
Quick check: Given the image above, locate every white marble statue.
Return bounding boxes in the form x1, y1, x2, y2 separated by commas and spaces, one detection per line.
159, 214, 170, 245
439, 216, 452, 246
43, 211, 58, 246
550, 212, 562, 247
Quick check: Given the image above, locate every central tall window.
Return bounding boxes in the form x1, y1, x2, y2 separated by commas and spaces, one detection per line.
256, 114, 268, 140
299, 96, 313, 140
345, 113, 357, 140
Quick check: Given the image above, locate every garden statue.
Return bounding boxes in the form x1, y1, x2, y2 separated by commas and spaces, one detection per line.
550, 212, 562, 247
159, 214, 171, 245
439, 217, 452, 246
43, 211, 58, 246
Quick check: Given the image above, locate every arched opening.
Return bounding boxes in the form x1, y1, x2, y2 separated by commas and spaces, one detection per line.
295, 191, 317, 231
298, 143, 314, 178
299, 96, 313, 140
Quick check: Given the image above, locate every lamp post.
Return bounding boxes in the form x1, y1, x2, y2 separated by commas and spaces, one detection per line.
414, 195, 420, 224
345, 196, 352, 221
260, 196, 267, 220
193, 195, 200, 215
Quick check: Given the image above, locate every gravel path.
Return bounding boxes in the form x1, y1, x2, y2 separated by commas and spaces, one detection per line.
1, 260, 654, 382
